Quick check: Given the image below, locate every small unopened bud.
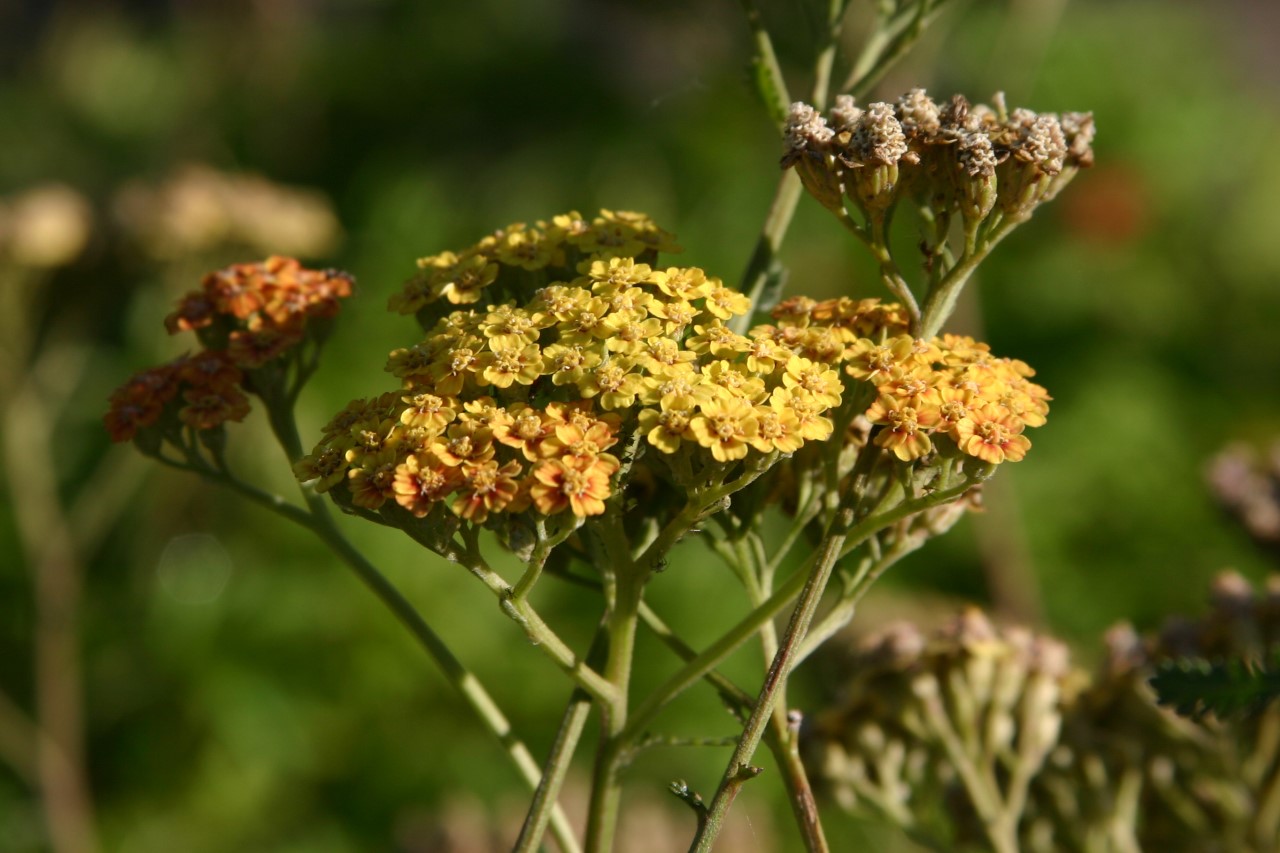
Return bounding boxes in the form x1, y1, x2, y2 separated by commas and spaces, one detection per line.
1015, 114, 1067, 175
850, 102, 910, 166
835, 103, 913, 213
896, 88, 941, 140
1060, 111, 1096, 168
781, 102, 845, 213
828, 93, 863, 132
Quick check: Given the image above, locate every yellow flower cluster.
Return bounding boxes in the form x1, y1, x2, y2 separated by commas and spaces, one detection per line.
298, 214, 847, 524
760, 296, 1049, 464
389, 210, 682, 320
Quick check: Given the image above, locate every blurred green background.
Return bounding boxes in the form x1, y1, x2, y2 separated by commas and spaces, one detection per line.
2, 0, 1278, 850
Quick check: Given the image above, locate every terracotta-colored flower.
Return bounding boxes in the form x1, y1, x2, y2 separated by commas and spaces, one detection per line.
392, 452, 461, 517
178, 386, 251, 430
348, 451, 401, 509
492, 404, 555, 461
954, 405, 1031, 464
176, 350, 242, 389
228, 327, 302, 369
452, 460, 523, 522
845, 335, 920, 384
530, 455, 616, 516
165, 291, 218, 334
294, 445, 349, 493
866, 394, 940, 462
431, 421, 497, 467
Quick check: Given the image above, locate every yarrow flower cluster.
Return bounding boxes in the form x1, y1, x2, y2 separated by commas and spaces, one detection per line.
760, 295, 1050, 465
105, 256, 353, 444
806, 572, 1280, 853
297, 213, 848, 529
389, 209, 681, 325
783, 89, 1095, 224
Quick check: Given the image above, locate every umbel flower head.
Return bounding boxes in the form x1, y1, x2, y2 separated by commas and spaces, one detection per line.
805, 572, 1280, 853
297, 211, 845, 541
105, 256, 353, 447
756, 295, 1049, 467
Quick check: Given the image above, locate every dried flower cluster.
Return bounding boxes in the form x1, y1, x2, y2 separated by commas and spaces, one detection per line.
783, 89, 1095, 225
297, 213, 850, 529
806, 572, 1280, 852
104, 256, 353, 444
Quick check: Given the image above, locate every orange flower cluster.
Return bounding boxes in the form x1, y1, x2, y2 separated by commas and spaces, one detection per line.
104, 351, 251, 442
105, 257, 353, 444
298, 214, 846, 524
762, 296, 1049, 464
165, 255, 353, 365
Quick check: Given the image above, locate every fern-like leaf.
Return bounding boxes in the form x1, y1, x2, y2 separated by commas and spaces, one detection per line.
1150, 655, 1280, 720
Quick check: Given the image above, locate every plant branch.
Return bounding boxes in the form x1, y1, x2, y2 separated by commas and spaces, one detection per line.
156, 438, 583, 852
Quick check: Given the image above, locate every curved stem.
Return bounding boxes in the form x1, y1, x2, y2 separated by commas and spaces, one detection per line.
732, 0, 848, 336
174, 402, 588, 852
584, 518, 646, 853
692, 510, 854, 852
724, 532, 830, 853
835, 207, 921, 328
516, 623, 603, 853
917, 217, 1017, 339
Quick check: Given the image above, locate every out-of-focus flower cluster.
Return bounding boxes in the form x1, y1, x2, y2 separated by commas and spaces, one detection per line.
806, 572, 1280, 852
297, 212, 847, 530
105, 256, 353, 444
783, 89, 1094, 225
112, 165, 342, 260
1209, 442, 1280, 555
764, 295, 1050, 466
0, 184, 93, 269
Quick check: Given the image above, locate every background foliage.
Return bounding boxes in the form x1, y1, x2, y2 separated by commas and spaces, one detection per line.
2, 0, 1277, 850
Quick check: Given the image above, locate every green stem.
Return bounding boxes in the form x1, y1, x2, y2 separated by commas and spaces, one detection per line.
163, 455, 581, 853
515, 683, 595, 853
795, 536, 920, 664
731, 0, 847, 336
810, 0, 848, 109
545, 567, 756, 717
738, 0, 792, 129
840, 0, 951, 97
836, 207, 921, 328
584, 561, 646, 853
917, 217, 1016, 339
691, 510, 854, 851
728, 533, 830, 853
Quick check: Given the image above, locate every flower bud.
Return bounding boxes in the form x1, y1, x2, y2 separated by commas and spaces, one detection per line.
781, 102, 845, 212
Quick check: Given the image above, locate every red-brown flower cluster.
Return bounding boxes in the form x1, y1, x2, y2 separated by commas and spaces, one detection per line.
104, 351, 251, 442
165, 255, 352, 366
106, 257, 353, 444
